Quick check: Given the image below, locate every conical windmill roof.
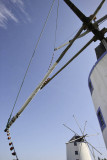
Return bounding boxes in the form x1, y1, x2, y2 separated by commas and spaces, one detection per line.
69, 135, 84, 143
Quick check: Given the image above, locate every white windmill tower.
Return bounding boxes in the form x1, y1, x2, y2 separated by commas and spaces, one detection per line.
88, 37, 107, 149
64, 115, 102, 160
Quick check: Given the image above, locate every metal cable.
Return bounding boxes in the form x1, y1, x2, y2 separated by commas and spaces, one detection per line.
6, 0, 55, 126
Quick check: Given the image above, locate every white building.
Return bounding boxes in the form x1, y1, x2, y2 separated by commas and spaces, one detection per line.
66, 135, 92, 160
88, 43, 107, 148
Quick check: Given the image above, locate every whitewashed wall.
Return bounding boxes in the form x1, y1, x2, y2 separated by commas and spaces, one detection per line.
66, 142, 91, 160
79, 143, 92, 160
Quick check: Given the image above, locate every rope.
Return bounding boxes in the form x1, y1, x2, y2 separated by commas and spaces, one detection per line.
6, 0, 55, 127
6, 129, 19, 160
41, 36, 94, 89
54, 0, 59, 50
55, 27, 80, 51
47, 0, 59, 71
5, 25, 84, 131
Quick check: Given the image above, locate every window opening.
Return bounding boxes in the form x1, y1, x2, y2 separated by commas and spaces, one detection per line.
74, 141, 77, 146
97, 107, 106, 131
75, 151, 78, 155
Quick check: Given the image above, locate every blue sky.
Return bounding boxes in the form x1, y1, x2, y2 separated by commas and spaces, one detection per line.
0, 0, 107, 160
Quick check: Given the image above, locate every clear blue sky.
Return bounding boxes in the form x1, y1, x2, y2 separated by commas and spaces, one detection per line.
0, 0, 107, 160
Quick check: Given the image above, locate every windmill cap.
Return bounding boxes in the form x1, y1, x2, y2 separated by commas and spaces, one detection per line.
69, 135, 84, 143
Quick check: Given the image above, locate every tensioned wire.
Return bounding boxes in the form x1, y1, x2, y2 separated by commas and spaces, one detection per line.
6, 0, 56, 127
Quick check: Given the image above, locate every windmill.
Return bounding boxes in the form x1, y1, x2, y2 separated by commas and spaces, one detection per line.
4, 0, 107, 159
63, 115, 102, 160
88, 26, 107, 149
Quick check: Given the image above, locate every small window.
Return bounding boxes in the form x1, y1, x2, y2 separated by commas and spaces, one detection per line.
89, 79, 93, 95
74, 141, 77, 146
75, 151, 78, 155
97, 107, 106, 132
